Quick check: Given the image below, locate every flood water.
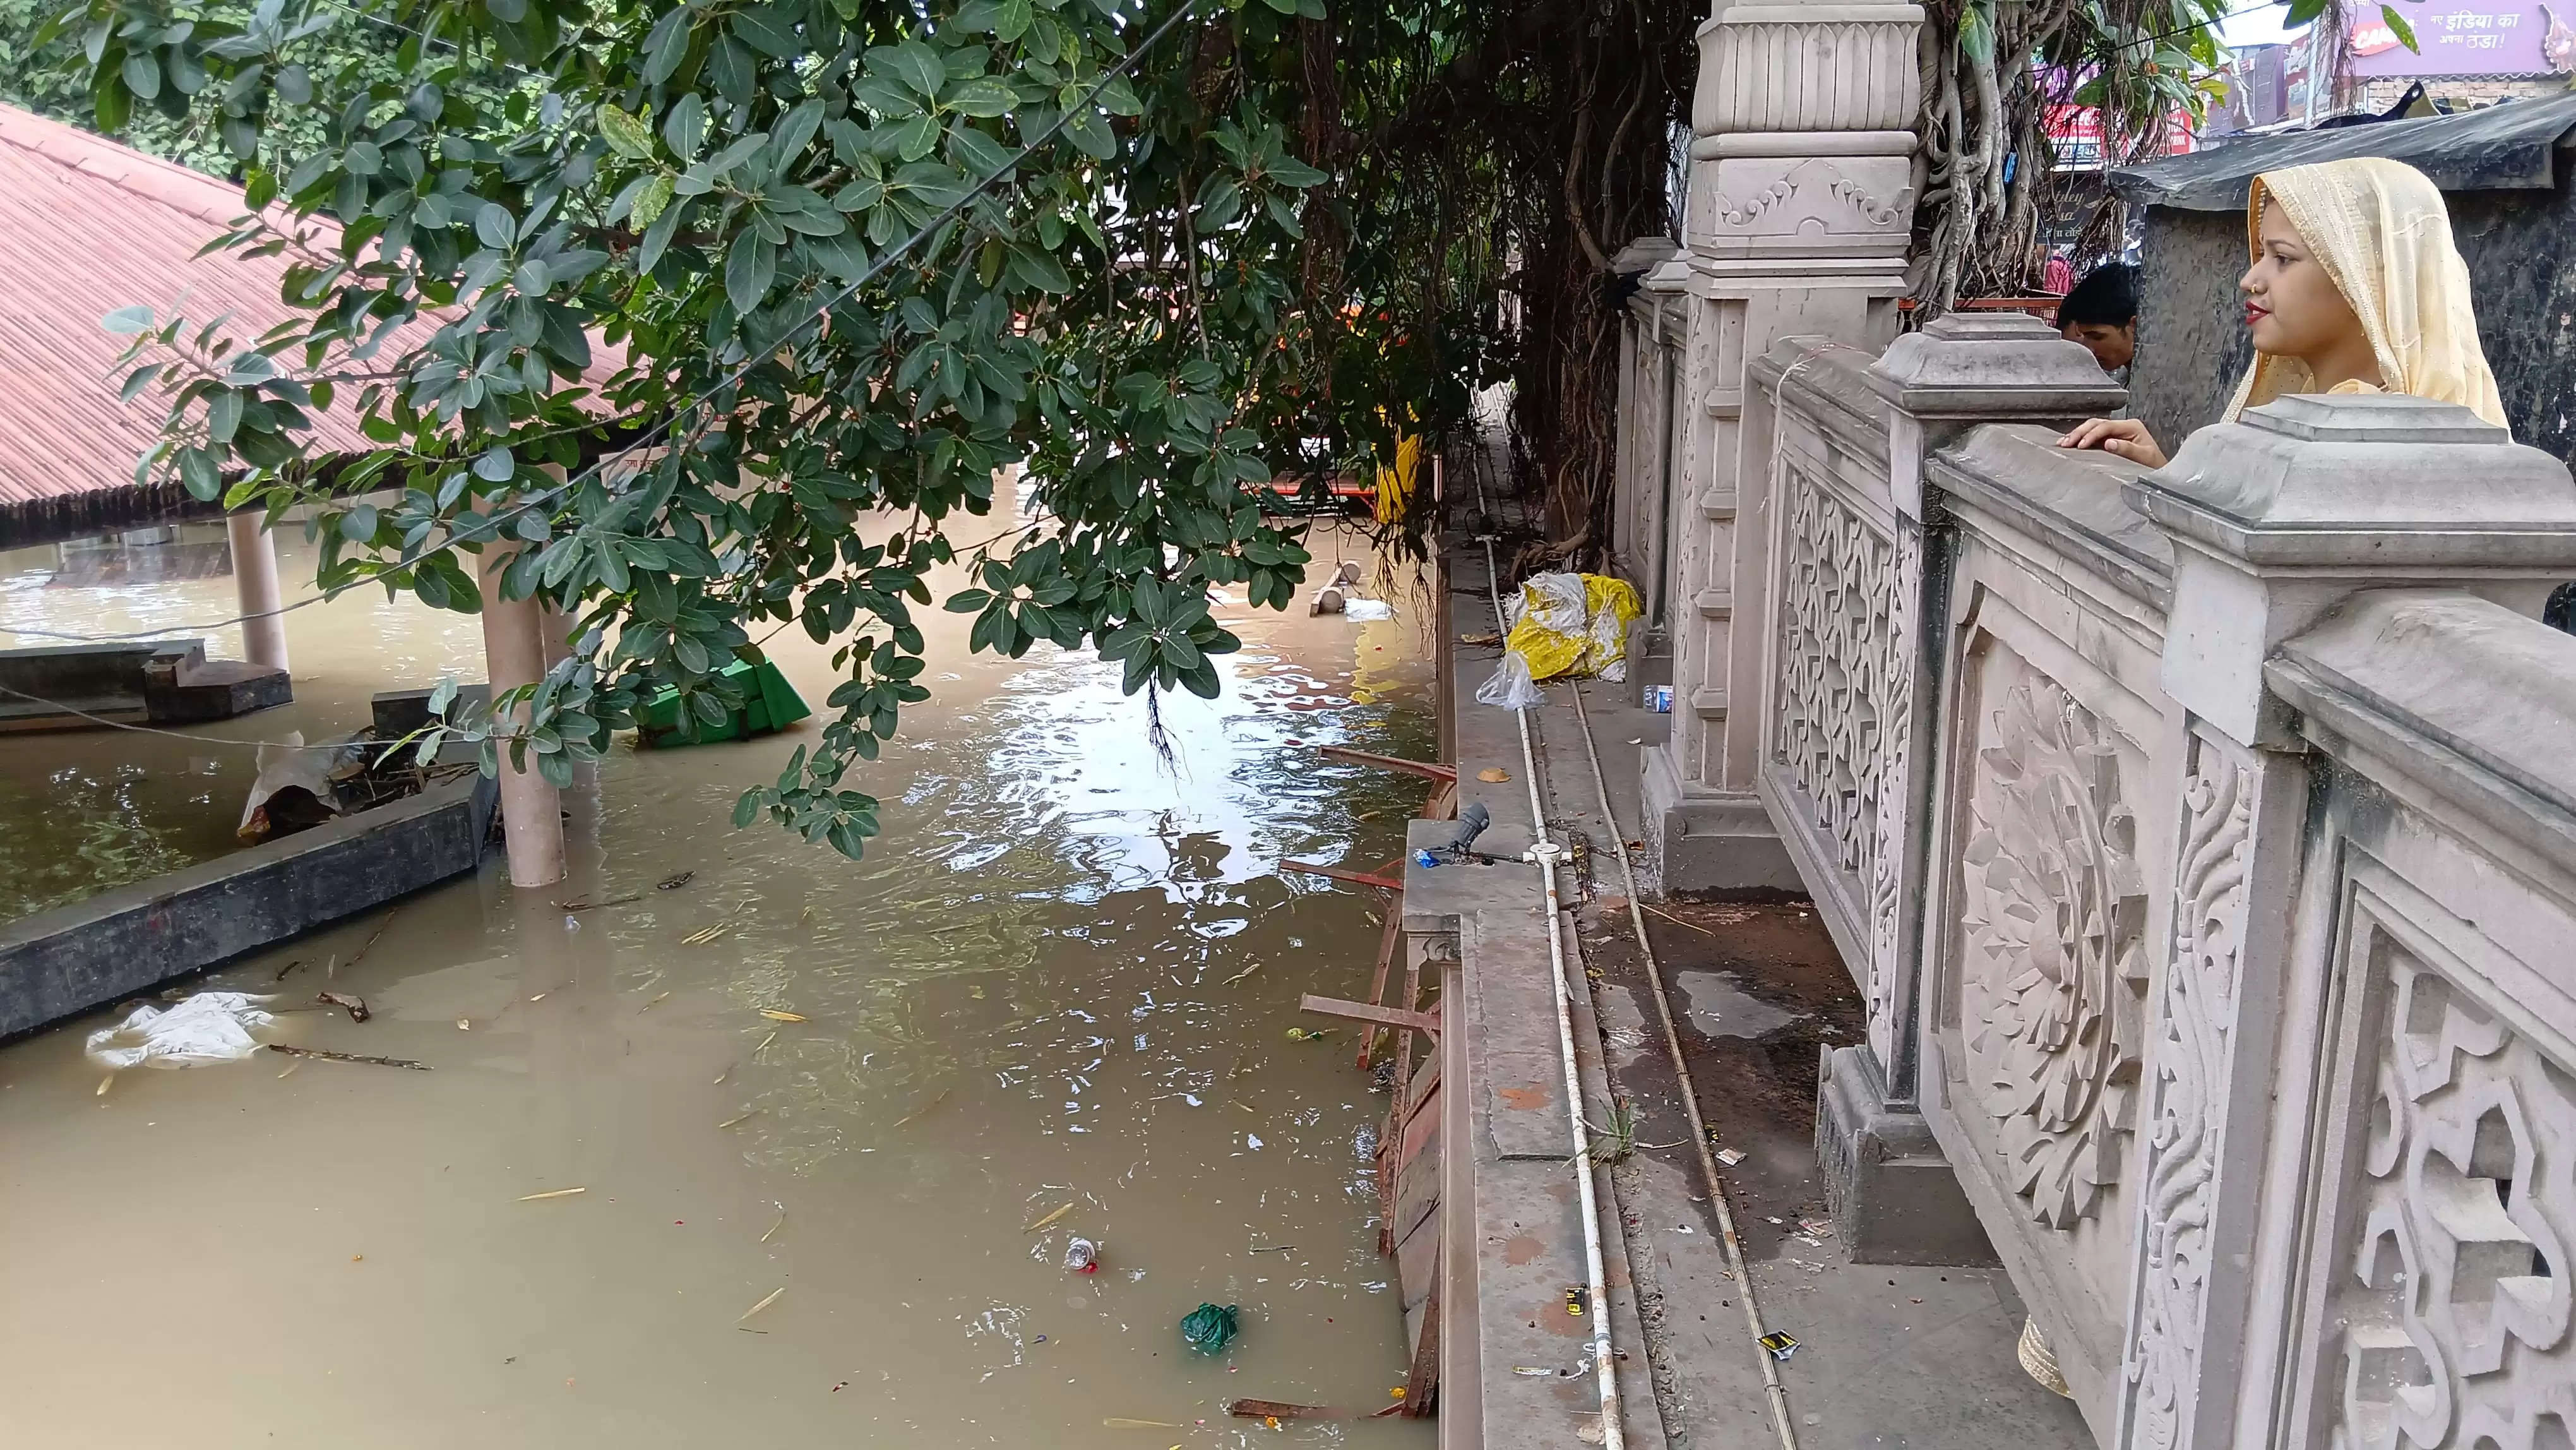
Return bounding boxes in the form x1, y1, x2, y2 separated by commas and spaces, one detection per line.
0, 513, 1441, 1448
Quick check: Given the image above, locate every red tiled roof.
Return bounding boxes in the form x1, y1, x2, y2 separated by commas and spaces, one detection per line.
0, 106, 626, 534
0, 104, 398, 513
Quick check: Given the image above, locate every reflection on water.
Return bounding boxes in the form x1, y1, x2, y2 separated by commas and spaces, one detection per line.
0, 762, 208, 918
0, 518, 1440, 1447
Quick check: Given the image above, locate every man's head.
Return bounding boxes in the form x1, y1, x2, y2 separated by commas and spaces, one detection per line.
2058, 263, 2139, 374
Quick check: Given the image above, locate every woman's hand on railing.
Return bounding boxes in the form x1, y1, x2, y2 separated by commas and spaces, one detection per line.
2054, 417, 2168, 470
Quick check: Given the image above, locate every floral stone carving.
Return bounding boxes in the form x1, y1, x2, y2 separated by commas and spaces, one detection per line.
1772, 460, 1914, 1045
2124, 753, 2255, 1450
1959, 676, 2149, 1229
2328, 937, 2576, 1450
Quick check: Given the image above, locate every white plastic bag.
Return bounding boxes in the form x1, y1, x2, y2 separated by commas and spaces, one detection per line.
237, 732, 342, 842
85, 992, 280, 1070
1476, 651, 1544, 711
1344, 599, 1396, 622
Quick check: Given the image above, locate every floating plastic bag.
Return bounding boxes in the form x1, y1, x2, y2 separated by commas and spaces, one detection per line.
84, 992, 280, 1070
1343, 598, 1396, 622
1181, 1302, 1241, 1355
1479, 572, 1643, 709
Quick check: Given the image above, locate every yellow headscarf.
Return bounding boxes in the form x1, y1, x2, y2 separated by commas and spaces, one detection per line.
2220, 157, 2505, 429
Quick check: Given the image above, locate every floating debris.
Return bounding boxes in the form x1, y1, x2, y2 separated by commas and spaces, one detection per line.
758, 1009, 806, 1023
267, 1044, 429, 1071
656, 871, 694, 890
1025, 1202, 1075, 1233
682, 924, 730, 946
516, 1187, 587, 1202
641, 992, 672, 1012
760, 1208, 786, 1244
891, 1088, 950, 1128
737, 1286, 785, 1322
717, 1108, 764, 1130
318, 990, 370, 1023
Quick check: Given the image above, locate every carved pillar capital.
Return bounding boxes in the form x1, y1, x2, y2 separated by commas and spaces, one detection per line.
1869, 311, 2128, 520
2127, 395, 2576, 748
1683, 3, 1923, 275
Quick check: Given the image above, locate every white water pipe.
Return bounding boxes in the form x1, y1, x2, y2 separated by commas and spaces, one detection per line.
1569, 681, 1802, 1450
1479, 532, 1623, 1450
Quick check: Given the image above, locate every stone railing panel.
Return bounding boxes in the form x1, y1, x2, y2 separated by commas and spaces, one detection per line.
1746, 340, 1909, 1053
2256, 592, 2576, 1450
1911, 423, 2185, 1437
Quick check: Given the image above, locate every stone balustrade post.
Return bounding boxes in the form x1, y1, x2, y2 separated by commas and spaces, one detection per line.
2109, 395, 2576, 1449
1799, 312, 2127, 1264
1645, 0, 1925, 896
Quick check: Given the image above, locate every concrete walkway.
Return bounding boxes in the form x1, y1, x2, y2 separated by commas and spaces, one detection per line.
1433, 510, 2092, 1446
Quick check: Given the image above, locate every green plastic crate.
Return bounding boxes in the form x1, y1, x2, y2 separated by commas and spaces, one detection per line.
636, 658, 811, 747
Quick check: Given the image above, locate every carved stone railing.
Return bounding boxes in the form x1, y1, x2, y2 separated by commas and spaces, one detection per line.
1704, 307, 2576, 1444
2255, 590, 2576, 1450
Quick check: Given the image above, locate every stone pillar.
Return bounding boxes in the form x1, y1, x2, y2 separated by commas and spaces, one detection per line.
2112, 395, 2576, 1449
225, 511, 289, 671
1645, 1, 1924, 896
478, 545, 566, 889
1609, 237, 1681, 596
1809, 311, 2127, 1262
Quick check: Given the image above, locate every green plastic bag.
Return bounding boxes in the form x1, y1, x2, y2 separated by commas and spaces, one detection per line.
1180, 1302, 1239, 1355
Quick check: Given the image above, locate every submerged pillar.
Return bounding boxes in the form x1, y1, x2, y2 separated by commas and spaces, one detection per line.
225, 511, 289, 671
478, 544, 565, 889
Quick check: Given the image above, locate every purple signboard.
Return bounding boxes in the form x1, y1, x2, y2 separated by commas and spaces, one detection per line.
2347, 3, 2576, 76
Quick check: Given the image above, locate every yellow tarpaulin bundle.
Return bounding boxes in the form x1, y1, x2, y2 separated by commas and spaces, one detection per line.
1478, 571, 1642, 710
1374, 434, 1420, 527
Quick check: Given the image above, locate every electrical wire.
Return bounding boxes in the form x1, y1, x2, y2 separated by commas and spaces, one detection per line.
1, 0, 1203, 650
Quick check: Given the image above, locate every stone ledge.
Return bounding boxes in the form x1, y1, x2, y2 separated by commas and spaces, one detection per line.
1815, 1045, 1999, 1266
0, 773, 497, 1039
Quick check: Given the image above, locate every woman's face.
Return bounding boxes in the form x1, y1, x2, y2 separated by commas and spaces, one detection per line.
2239, 200, 2363, 361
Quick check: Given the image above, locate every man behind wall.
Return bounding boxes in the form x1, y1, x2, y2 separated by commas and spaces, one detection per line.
2057, 262, 2138, 381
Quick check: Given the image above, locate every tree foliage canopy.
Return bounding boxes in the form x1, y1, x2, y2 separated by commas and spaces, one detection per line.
23, 0, 1719, 856
44, 0, 1374, 858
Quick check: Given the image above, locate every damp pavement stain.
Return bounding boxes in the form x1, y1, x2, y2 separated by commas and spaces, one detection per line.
0, 513, 1441, 1449
1669, 969, 1805, 1041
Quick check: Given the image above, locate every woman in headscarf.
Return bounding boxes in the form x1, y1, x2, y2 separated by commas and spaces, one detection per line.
2056, 156, 2504, 469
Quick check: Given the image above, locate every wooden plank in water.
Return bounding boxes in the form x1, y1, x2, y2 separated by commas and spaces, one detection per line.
1317, 745, 1456, 782
1401, 1273, 1441, 1417
1280, 860, 1404, 892
1356, 910, 1404, 1071
1299, 993, 1438, 1035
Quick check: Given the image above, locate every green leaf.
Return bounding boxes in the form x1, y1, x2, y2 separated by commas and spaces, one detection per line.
998, 0, 1034, 40
1063, 107, 1115, 160
475, 203, 516, 250
599, 103, 655, 160
664, 93, 708, 159
2379, 4, 2418, 51
631, 172, 676, 228
947, 76, 1018, 118
121, 51, 160, 100
725, 231, 777, 315
102, 304, 154, 334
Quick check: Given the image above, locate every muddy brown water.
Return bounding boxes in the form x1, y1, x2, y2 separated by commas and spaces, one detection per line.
0, 518, 1440, 1447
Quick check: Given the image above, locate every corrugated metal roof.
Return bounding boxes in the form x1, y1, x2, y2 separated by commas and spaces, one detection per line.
0, 105, 397, 512
0, 105, 625, 531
